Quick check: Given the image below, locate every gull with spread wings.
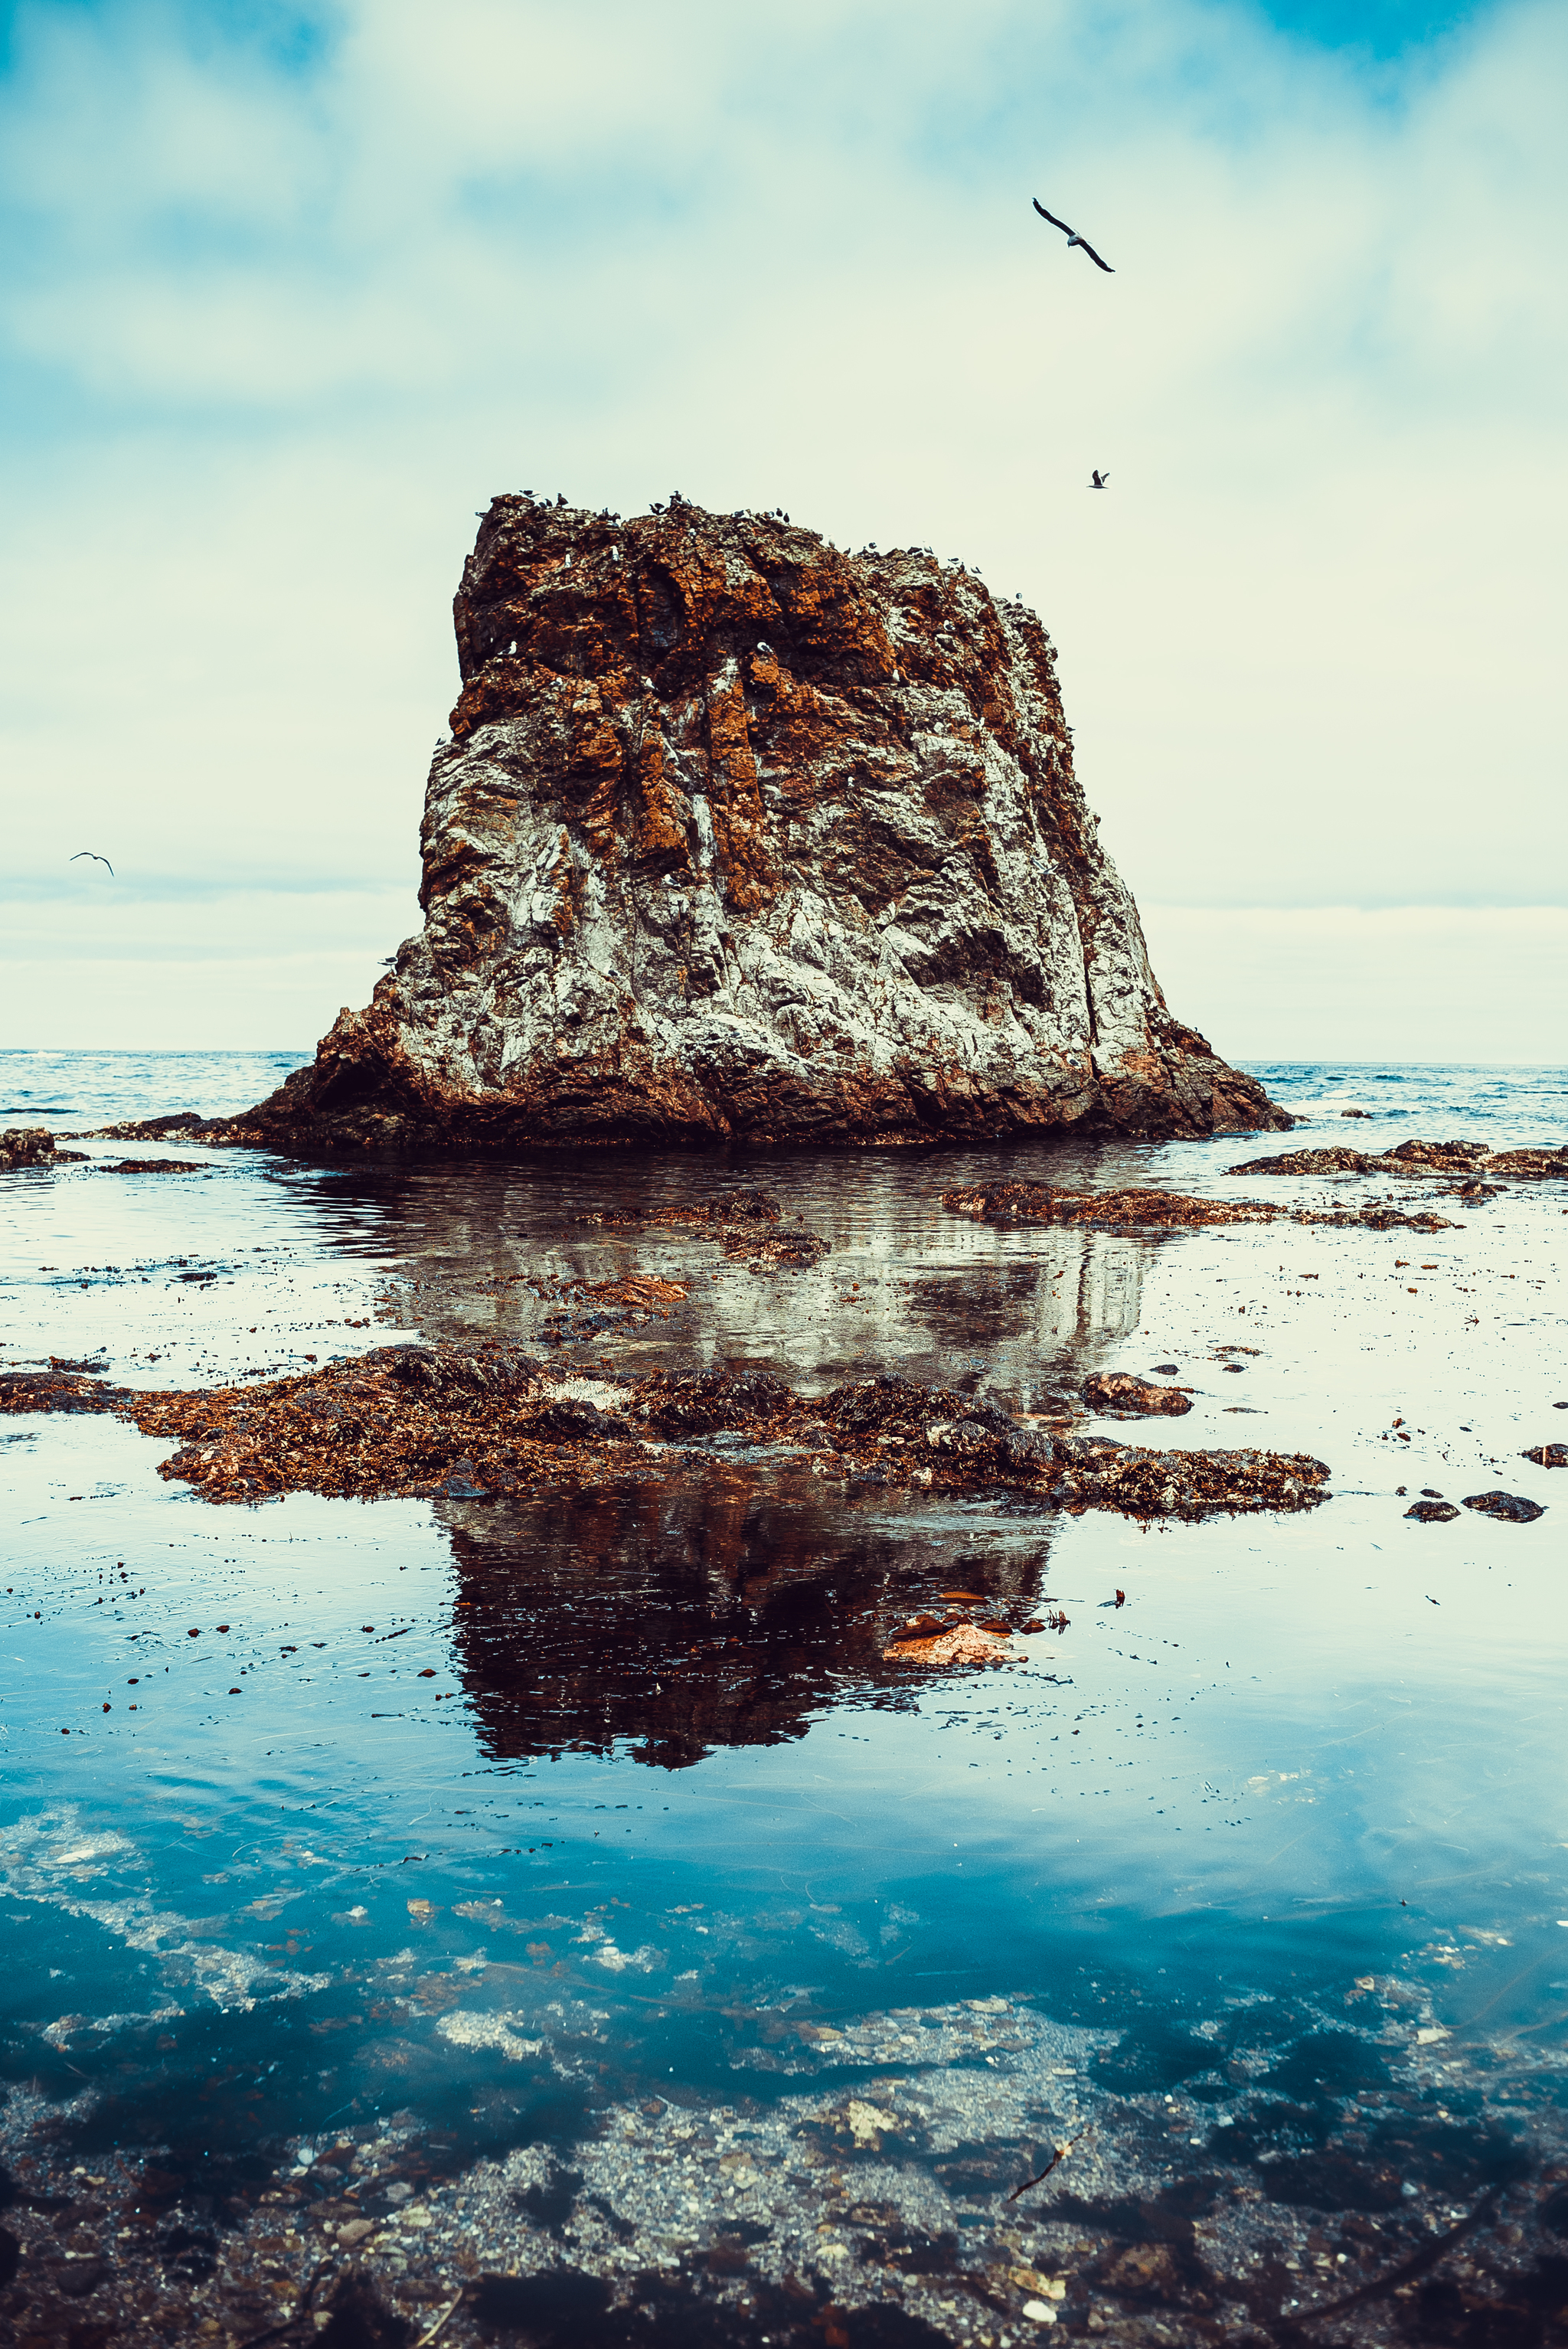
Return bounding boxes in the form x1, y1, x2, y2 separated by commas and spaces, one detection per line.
70, 851, 115, 876
1033, 199, 1114, 273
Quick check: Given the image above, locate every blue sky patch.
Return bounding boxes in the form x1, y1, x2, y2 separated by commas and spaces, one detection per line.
1252, 0, 1487, 58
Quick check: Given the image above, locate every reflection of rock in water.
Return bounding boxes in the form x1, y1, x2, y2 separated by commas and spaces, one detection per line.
439, 1465, 1057, 1770
328, 1155, 1155, 1402
903, 1229, 1151, 1394
1073, 1234, 1147, 1346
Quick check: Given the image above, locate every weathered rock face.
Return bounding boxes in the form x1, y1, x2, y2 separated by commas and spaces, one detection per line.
248, 495, 1287, 1148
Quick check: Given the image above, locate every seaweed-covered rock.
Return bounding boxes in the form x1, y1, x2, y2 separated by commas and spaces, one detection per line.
1490, 1147, 1568, 1179
388, 1343, 540, 1400
0, 1126, 86, 1171
635, 1367, 793, 1436
1231, 1135, 1568, 1184
1226, 1146, 1377, 1176
0, 1367, 125, 1414
1383, 1137, 1490, 1170
942, 1178, 1453, 1236
1082, 1371, 1192, 1418
227, 497, 1285, 1151
521, 1397, 636, 1443
4, 1343, 1332, 1522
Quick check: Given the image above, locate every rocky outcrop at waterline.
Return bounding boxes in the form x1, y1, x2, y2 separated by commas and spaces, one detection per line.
0, 1127, 84, 1171
226, 494, 1286, 1152
1229, 1138, 1568, 1181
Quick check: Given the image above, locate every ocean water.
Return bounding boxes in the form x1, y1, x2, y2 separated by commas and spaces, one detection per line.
2, 1054, 1566, 2347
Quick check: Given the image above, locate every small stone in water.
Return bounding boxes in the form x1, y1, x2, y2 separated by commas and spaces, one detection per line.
1463, 1490, 1545, 1522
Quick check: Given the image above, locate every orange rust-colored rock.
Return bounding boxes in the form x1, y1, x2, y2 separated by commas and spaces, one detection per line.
884, 1622, 1014, 1668
234, 495, 1287, 1151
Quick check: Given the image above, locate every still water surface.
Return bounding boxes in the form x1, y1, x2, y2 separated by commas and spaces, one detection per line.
2, 1053, 1566, 2343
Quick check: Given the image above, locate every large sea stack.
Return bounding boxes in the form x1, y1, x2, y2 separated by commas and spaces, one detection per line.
246, 496, 1286, 1148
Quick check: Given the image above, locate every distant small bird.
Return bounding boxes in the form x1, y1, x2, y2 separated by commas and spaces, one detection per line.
1089, 470, 1110, 489
1033, 199, 1114, 273
70, 851, 114, 876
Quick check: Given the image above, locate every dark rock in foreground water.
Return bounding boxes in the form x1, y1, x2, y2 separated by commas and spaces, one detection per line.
0, 1126, 86, 1171
1406, 1499, 1460, 1522
1462, 1489, 1546, 1523
204, 496, 1285, 1152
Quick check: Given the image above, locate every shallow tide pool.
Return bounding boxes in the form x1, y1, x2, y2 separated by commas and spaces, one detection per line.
2, 1054, 1566, 2347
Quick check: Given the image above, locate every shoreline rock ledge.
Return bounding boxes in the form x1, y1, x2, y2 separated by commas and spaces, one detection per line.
242, 495, 1289, 1150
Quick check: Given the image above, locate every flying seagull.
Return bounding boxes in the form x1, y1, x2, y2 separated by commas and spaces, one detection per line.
1033, 199, 1114, 273
1089, 469, 1109, 489
70, 851, 114, 876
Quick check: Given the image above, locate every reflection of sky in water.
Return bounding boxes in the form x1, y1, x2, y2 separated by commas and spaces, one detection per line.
2, 1054, 1566, 2338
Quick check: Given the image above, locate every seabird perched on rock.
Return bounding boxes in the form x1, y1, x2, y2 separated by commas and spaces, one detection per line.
1033, 199, 1114, 273
1089, 469, 1109, 489
70, 851, 114, 875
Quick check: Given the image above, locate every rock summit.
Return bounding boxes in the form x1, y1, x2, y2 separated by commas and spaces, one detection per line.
247, 495, 1286, 1149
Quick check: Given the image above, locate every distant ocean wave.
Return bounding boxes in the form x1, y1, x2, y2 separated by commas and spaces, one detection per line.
0, 1047, 305, 1129
1242, 1058, 1568, 1143
2, 1048, 1565, 1145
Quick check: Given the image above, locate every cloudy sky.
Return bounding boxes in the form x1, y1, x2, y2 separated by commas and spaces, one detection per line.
2, 0, 1563, 1064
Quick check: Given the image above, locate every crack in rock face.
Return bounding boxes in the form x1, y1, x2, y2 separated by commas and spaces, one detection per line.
240, 495, 1288, 1150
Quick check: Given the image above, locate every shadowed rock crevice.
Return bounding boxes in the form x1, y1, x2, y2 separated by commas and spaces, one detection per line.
209, 497, 1285, 1152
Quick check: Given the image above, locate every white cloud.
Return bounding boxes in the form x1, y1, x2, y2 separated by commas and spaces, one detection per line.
0, 884, 417, 1050
0, 0, 1563, 1051
1142, 903, 1568, 1062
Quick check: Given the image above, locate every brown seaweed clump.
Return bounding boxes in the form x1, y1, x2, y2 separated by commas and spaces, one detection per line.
941, 1179, 1455, 1235
0, 1348, 1331, 1523
0, 1364, 126, 1413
